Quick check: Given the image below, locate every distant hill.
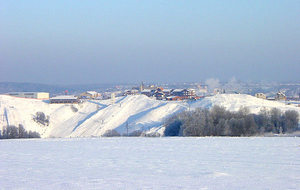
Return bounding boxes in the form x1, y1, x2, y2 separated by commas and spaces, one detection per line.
0, 82, 128, 96
0, 82, 66, 95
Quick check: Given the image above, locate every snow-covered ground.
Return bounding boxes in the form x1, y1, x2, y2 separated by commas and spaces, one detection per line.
0, 137, 299, 189
0, 94, 299, 138
192, 94, 300, 114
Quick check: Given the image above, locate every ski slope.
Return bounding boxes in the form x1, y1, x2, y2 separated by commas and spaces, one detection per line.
0, 94, 299, 138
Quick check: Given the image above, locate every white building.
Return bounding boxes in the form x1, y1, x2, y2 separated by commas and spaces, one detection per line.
7, 92, 49, 99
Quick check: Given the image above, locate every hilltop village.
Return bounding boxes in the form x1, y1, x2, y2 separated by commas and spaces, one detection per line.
1, 81, 300, 138
4, 82, 300, 107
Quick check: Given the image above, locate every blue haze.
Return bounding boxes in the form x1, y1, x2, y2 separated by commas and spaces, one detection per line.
0, 0, 299, 84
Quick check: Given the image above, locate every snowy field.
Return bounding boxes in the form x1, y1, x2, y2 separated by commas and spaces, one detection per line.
1, 137, 300, 190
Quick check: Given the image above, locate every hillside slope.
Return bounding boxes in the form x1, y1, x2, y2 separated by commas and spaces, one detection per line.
0, 94, 299, 138
192, 94, 300, 114
0, 95, 185, 137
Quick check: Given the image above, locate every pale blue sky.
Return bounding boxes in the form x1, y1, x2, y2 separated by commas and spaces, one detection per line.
1, 0, 299, 84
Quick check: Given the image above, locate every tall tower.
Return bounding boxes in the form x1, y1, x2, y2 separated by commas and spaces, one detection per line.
111, 93, 115, 105
139, 82, 144, 92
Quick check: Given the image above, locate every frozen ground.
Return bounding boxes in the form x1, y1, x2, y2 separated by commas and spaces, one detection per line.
0, 137, 300, 190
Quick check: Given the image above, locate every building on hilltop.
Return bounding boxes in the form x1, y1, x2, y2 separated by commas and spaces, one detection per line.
140, 87, 197, 101
79, 91, 99, 99
275, 91, 287, 101
213, 88, 225, 95
154, 91, 165, 100
162, 89, 172, 97
7, 92, 49, 100
255, 93, 266, 99
183, 89, 196, 98
50, 95, 80, 104
171, 89, 196, 99
141, 89, 154, 97
171, 89, 185, 97
198, 85, 208, 94
124, 89, 139, 96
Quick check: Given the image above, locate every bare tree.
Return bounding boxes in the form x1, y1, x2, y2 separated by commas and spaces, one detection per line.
282, 110, 299, 132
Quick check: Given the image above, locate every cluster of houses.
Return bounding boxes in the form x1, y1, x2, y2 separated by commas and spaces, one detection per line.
124, 84, 200, 101
4, 86, 299, 106
5, 87, 199, 104
142, 88, 199, 101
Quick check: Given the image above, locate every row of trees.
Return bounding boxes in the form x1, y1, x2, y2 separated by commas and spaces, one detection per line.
0, 125, 41, 139
164, 106, 299, 137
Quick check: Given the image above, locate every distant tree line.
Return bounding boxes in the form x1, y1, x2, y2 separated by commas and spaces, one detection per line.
164, 106, 299, 137
102, 129, 144, 137
0, 125, 41, 139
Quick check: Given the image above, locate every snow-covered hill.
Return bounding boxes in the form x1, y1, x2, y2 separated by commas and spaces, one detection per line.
0, 95, 185, 137
192, 94, 300, 114
0, 94, 299, 138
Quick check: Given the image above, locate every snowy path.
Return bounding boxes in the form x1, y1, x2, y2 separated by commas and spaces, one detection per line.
0, 137, 299, 190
